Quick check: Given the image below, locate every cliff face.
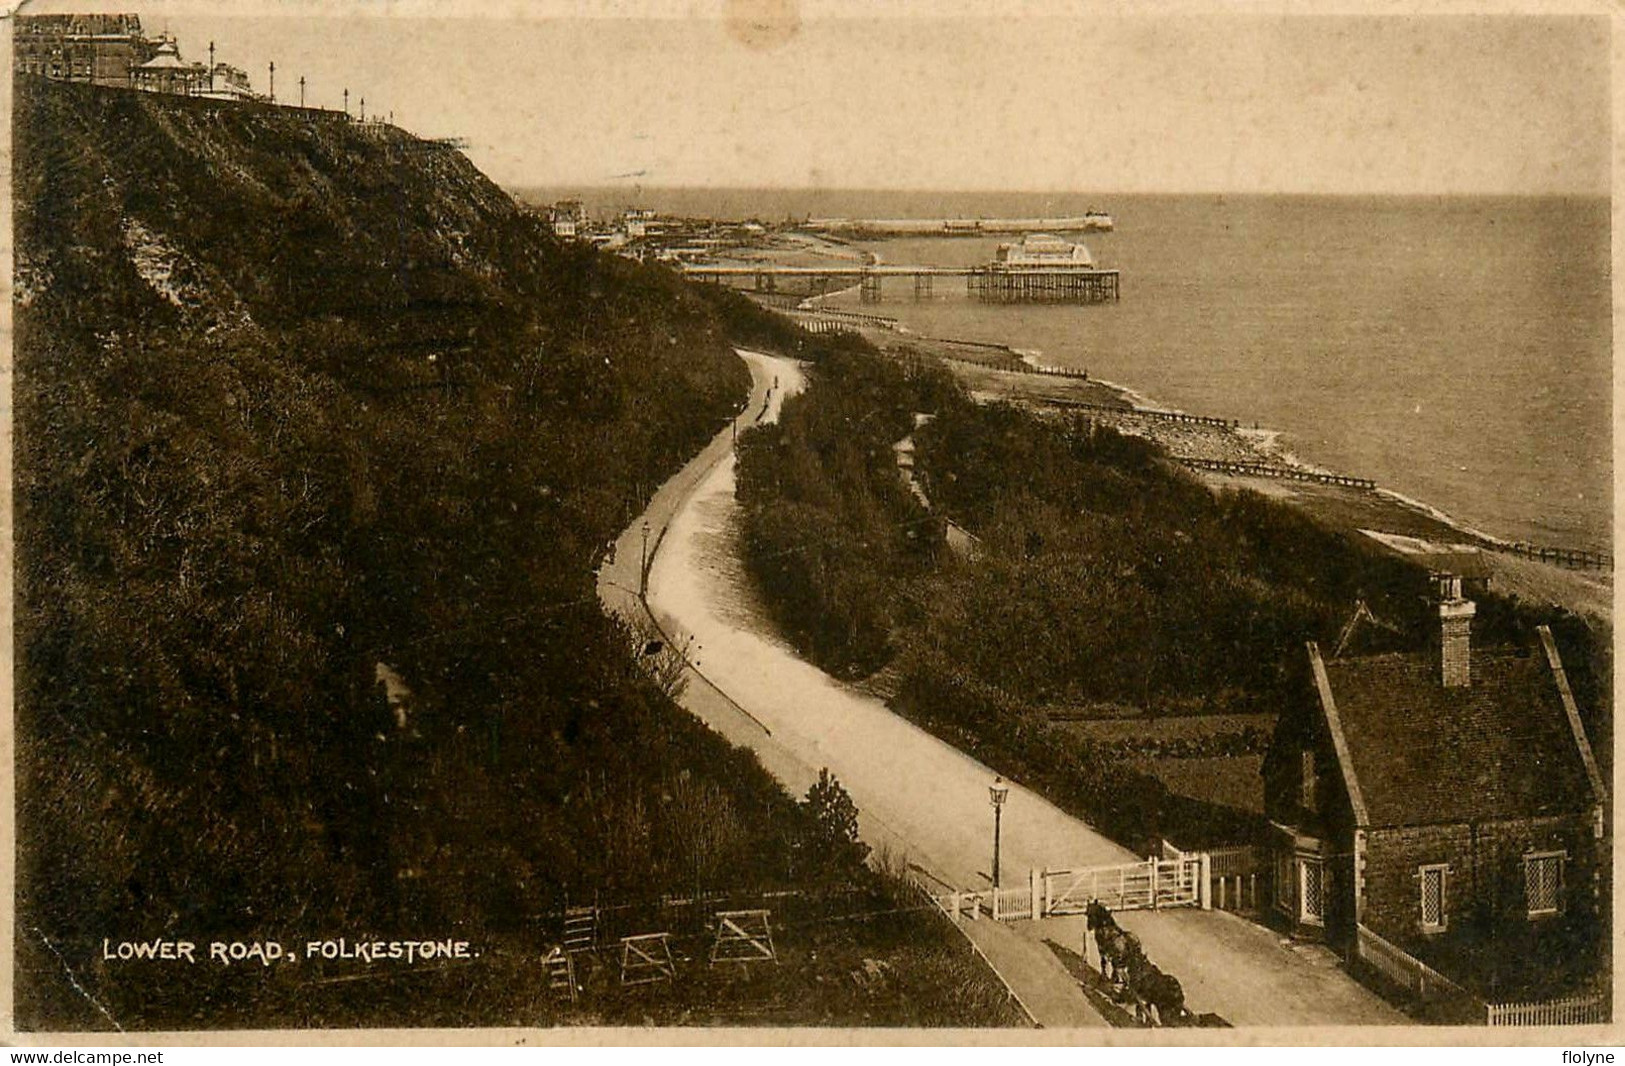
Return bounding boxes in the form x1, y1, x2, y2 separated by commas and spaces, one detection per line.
17, 80, 534, 334
14, 78, 769, 1029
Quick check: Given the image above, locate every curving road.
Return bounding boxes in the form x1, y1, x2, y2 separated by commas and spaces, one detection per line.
602, 348, 1405, 1029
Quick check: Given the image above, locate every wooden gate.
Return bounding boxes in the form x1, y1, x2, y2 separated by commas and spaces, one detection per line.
1042, 855, 1207, 916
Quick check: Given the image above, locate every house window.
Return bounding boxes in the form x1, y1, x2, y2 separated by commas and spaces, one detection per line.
1524, 852, 1566, 918
1300, 858, 1325, 925
1275, 851, 1293, 911
1419, 864, 1448, 932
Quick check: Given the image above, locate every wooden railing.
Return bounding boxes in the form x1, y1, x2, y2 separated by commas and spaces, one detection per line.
1205, 844, 1262, 912
1486, 992, 1610, 1026
1355, 923, 1485, 1024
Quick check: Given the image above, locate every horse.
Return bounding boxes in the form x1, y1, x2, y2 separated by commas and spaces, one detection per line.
1085, 900, 1127, 982
1133, 965, 1189, 1027
1086, 900, 1146, 992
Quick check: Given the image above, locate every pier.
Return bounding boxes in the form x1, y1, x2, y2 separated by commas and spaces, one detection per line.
801, 215, 1114, 236
680, 263, 1120, 305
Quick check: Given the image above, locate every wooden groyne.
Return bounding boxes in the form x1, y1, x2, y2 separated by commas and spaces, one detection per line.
1044, 398, 1239, 429
1176, 457, 1377, 491
788, 308, 902, 333
1025, 365, 1092, 380
1497, 542, 1613, 572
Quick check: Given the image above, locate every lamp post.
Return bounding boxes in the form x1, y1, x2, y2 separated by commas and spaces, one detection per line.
268, 60, 274, 103
640, 521, 651, 599
989, 776, 1009, 888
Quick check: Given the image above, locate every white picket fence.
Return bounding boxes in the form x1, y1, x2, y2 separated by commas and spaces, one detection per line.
1355, 923, 1472, 1002
1486, 993, 1610, 1027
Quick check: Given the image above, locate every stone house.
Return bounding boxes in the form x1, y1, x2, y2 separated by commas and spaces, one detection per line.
1262, 574, 1608, 997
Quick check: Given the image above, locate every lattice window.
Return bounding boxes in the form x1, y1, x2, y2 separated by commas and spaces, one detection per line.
1300, 859, 1324, 924
1419, 864, 1448, 932
1524, 852, 1566, 917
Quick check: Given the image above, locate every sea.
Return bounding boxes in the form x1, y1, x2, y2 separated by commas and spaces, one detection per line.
518, 188, 1612, 553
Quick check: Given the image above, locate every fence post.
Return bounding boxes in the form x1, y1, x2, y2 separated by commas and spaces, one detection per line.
1044, 871, 1052, 918
992, 886, 1001, 922
951, 891, 961, 923
1030, 868, 1041, 919
1200, 853, 1212, 910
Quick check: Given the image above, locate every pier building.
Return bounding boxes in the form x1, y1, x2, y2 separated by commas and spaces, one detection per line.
992, 233, 1096, 267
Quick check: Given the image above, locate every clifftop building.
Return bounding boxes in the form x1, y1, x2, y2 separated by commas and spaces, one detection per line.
15, 13, 153, 86
16, 14, 259, 101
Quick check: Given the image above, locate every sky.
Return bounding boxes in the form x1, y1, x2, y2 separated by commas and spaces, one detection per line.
15, 0, 1614, 195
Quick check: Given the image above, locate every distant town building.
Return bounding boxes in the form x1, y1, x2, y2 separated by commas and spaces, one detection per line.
1262, 574, 1608, 1000
993, 233, 1096, 268
550, 200, 586, 238
15, 13, 153, 86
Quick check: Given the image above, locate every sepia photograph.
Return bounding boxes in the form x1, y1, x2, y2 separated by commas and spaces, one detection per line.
4, 0, 1615, 1042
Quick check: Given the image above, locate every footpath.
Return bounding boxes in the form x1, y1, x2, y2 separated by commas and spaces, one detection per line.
598, 348, 1404, 1030
595, 350, 1106, 1027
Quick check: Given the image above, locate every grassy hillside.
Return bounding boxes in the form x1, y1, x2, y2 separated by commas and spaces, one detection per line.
13, 80, 1018, 1030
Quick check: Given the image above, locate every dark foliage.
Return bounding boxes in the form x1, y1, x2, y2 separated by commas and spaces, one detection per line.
799, 770, 872, 876
735, 347, 954, 676
734, 346, 1610, 853
14, 78, 965, 1030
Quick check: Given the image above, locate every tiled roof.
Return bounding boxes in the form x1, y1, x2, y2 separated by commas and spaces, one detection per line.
1323, 648, 1595, 826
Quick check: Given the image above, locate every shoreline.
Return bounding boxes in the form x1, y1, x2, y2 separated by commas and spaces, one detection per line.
1009, 351, 1610, 565
769, 299, 1615, 618
900, 319, 1608, 560
705, 231, 1608, 570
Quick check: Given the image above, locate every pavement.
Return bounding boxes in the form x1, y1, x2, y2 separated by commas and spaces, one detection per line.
599, 348, 1408, 1030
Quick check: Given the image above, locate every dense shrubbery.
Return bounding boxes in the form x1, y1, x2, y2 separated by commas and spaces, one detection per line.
910, 399, 1428, 713
13, 80, 1018, 1030
735, 346, 958, 677
736, 346, 1610, 850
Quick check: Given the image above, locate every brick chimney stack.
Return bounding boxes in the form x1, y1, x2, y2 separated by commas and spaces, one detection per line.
1434, 572, 1475, 688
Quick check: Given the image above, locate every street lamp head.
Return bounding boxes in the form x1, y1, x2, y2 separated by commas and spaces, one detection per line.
989, 776, 1009, 807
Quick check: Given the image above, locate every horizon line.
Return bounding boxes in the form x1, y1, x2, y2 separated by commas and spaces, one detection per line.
498, 182, 1609, 201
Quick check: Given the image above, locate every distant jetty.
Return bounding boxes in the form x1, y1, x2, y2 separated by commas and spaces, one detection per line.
801, 213, 1113, 237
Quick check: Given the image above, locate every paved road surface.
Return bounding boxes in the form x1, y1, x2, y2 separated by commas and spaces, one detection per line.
606, 348, 1406, 1029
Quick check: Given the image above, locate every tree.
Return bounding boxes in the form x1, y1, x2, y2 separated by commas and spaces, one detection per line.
799, 768, 870, 876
